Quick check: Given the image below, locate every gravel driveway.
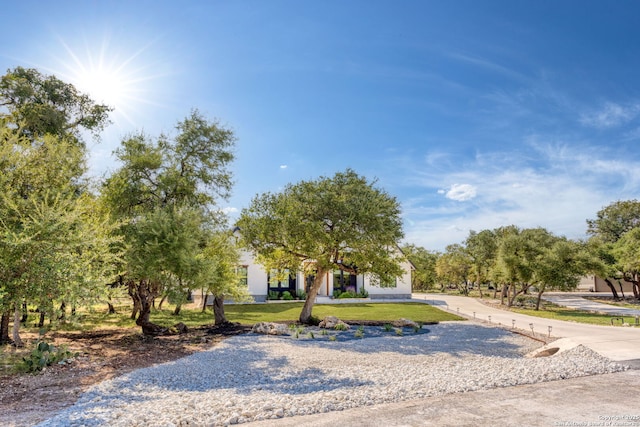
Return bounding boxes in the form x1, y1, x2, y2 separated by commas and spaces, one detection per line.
37, 322, 626, 427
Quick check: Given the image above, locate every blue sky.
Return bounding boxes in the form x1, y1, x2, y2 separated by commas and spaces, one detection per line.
2, 1, 640, 251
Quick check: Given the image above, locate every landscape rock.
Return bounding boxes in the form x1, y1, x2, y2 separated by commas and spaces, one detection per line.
251, 322, 289, 335
318, 316, 350, 330
393, 318, 419, 328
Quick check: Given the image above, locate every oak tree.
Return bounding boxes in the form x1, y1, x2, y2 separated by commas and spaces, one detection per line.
237, 169, 404, 324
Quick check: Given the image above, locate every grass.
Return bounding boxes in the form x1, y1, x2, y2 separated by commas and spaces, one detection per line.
12, 302, 462, 336
505, 304, 639, 327
224, 302, 463, 324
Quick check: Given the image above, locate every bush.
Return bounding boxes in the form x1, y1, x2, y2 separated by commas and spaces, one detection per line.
21, 341, 78, 373
357, 288, 369, 298
296, 290, 307, 300
334, 322, 349, 331
268, 291, 279, 300
338, 291, 357, 299
281, 291, 294, 300
333, 289, 342, 298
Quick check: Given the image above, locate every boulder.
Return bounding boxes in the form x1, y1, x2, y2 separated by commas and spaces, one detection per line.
319, 316, 350, 330
251, 322, 289, 335
393, 318, 419, 328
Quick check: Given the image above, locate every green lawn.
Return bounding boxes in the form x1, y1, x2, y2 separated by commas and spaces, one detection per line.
224, 302, 463, 324
15, 302, 462, 335
508, 306, 639, 326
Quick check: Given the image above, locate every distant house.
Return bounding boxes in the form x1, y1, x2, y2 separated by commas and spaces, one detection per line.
578, 275, 634, 293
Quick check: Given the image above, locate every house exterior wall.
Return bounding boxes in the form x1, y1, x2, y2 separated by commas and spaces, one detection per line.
240, 249, 269, 302
577, 275, 635, 293
194, 243, 413, 305
240, 249, 412, 300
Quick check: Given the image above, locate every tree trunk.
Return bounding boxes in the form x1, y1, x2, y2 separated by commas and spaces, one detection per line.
201, 289, 207, 313
157, 295, 167, 310
501, 284, 509, 305
604, 278, 620, 300
618, 280, 626, 299
632, 281, 640, 300
38, 311, 46, 328
58, 301, 66, 321
107, 301, 116, 314
0, 312, 10, 345
21, 301, 28, 323
535, 290, 544, 311
12, 306, 23, 347
133, 279, 167, 336
300, 267, 328, 324
213, 295, 228, 325
128, 281, 141, 320
173, 304, 182, 316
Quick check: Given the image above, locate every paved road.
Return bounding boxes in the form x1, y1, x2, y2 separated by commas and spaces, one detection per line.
251, 370, 640, 427
543, 292, 640, 316
413, 293, 640, 362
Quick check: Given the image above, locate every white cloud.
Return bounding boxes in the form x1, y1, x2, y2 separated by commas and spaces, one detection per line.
222, 207, 239, 214
579, 102, 639, 129
444, 183, 477, 201
400, 142, 640, 251
279, 165, 288, 169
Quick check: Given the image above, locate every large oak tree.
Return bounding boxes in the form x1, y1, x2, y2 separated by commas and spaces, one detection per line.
236, 169, 404, 324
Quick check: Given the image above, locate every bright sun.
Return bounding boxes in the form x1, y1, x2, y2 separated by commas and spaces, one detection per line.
50, 36, 157, 127
74, 64, 130, 108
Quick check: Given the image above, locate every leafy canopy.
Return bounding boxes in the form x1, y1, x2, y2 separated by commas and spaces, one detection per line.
0, 66, 112, 143
237, 169, 405, 285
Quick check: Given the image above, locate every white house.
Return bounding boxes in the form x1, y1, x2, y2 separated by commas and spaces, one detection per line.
236, 247, 414, 302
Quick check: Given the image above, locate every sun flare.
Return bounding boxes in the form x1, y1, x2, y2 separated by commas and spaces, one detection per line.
49, 35, 161, 128
74, 63, 130, 108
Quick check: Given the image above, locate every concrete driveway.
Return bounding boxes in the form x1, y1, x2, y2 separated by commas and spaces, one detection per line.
413, 293, 640, 362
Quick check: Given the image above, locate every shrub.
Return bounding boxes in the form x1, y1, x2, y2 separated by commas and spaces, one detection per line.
357, 288, 369, 298
268, 291, 279, 300
334, 322, 349, 331
383, 323, 393, 332
333, 289, 342, 298
281, 291, 294, 300
296, 290, 307, 300
338, 291, 357, 299
21, 341, 78, 373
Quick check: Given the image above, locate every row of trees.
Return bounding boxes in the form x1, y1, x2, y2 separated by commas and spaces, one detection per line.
0, 67, 248, 344
403, 200, 640, 307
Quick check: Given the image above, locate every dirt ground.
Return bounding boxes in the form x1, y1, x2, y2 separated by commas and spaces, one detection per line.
0, 323, 251, 427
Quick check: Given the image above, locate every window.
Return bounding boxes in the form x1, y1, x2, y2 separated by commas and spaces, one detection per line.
333, 270, 356, 293
236, 265, 248, 286
268, 269, 296, 291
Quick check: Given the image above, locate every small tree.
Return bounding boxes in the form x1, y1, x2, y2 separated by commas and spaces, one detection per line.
401, 244, 439, 292
237, 169, 404, 324
435, 244, 472, 294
